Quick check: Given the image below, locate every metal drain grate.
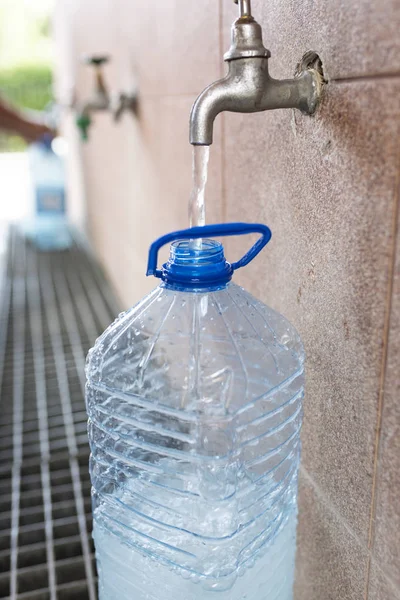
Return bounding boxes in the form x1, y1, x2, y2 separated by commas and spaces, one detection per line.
0, 226, 119, 600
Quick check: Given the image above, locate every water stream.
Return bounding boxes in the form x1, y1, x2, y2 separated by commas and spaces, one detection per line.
189, 146, 210, 247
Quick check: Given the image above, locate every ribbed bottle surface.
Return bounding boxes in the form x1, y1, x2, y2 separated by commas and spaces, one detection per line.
86, 281, 304, 600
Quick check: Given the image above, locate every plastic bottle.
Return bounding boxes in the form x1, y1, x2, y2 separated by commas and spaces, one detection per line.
26, 134, 71, 250
86, 223, 304, 600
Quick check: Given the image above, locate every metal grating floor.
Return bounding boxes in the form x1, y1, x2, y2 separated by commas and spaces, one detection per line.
0, 226, 119, 600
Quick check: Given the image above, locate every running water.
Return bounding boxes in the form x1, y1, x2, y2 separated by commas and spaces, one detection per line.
189, 146, 210, 230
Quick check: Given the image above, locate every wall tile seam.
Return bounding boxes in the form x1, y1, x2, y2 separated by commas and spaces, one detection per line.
364, 145, 400, 599
364, 559, 372, 600
299, 468, 400, 598
370, 557, 400, 599
364, 558, 400, 600
331, 72, 400, 84
300, 466, 366, 550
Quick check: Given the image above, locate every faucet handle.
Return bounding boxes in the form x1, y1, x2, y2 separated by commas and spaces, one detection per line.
233, 0, 252, 18
226, 0, 269, 61
81, 54, 110, 100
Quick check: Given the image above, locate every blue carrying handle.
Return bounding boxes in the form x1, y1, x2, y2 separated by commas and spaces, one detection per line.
146, 222, 272, 278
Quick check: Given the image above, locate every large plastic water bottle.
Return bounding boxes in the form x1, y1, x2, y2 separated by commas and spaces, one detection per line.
27, 134, 71, 250
86, 223, 304, 600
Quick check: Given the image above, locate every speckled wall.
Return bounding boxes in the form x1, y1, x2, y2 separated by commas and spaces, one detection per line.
55, 1, 400, 598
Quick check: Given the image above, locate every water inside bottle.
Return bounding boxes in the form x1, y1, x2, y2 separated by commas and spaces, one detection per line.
88, 281, 304, 599
94, 481, 298, 600
88, 152, 304, 598
189, 146, 210, 248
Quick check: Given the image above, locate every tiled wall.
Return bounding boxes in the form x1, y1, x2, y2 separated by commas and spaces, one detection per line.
55, 1, 400, 598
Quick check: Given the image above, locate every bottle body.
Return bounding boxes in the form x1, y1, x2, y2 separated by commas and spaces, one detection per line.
27, 140, 71, 250
86, 281, 304, 600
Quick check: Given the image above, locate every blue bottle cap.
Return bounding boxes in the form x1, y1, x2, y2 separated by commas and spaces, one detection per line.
162, 239, 232, 289
147, 223, 272, 290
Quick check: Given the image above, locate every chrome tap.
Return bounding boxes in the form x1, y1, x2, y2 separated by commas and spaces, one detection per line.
190, 0, 323, 145
75, 55, 138, 140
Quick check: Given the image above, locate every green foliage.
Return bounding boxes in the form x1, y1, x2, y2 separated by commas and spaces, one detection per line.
0, 0, 54, 151
0, 64, 53, 152
0, 64, 53, 111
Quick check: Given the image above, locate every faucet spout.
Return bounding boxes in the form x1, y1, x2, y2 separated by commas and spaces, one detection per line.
189, 5, 323, 146
190, 59, 321, 146
189, 73, 237, 146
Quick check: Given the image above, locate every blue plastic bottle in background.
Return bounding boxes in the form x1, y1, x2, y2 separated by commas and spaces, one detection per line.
86, 223, 305, 600
27, 134, 72, 251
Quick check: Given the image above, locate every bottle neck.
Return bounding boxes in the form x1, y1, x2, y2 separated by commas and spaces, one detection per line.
160, 239, 233, 291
